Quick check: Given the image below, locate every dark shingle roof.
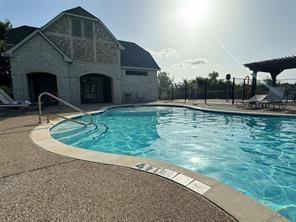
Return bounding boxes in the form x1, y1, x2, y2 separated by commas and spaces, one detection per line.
63, 6, 97, 19
119, 40, 160, 70
5, 17, 160, 70
5, 25, 37, 46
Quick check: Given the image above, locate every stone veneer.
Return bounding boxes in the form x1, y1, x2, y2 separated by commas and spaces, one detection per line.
73, 38, 94, 62
95, 22, 113, 42
96, 41, 119, 64
45, 15, 70, 35
44, 14, 120, 65
46, 34, 71, 58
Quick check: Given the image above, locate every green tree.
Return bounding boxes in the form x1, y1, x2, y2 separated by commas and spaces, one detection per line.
208, 71, 219, 82
263, 78, 273, 86
0, 19, 12, 88
157, 72, 173, 99
0, 19, 12, 52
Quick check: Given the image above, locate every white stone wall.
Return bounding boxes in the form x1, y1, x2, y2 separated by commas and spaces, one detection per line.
121, 69, 158, 103
10, 33, 69, 102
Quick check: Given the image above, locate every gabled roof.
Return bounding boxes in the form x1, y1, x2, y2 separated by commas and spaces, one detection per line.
5, 29, 72, 62
63, 6, 97, 19
119, 40, 160, 70
5, 25, 37, 46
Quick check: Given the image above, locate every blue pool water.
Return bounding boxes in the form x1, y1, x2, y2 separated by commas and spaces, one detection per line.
50, 106, 296, 221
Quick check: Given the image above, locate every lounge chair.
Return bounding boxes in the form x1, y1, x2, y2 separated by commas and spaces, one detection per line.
236, 94, 267, 109
258, 87, 286, 109
0, 89, 30, 110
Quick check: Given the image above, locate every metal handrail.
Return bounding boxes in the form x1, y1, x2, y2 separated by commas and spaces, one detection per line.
38, 92, 94, 126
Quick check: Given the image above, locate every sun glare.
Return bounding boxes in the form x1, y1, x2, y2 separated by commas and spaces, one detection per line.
178, 0, 212, 29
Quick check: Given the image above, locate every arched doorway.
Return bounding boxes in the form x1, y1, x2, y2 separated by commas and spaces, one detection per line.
80, 74, 112, 104
27, 73, 58, 104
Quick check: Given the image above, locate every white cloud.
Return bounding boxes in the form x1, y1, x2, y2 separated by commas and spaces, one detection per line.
148, 48, 179, 58
170, 58, 208, 69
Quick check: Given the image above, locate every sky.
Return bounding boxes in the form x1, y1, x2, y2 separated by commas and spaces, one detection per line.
1, 0, 295, 82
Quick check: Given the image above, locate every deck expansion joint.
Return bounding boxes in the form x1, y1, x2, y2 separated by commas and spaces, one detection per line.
0, 159, 77, 180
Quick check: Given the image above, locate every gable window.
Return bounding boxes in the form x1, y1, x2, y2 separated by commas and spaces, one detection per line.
84, 20, 93, 39
72, 17, 82, 37
126, 71, 148, 76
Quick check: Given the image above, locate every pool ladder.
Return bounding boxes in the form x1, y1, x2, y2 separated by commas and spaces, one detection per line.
38, 92, 94, 126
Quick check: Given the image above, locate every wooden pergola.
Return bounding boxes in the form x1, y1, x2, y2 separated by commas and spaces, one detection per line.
244, 55, 296, 96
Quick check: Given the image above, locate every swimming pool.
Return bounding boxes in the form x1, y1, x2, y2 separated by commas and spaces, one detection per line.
50, 106, 296, 221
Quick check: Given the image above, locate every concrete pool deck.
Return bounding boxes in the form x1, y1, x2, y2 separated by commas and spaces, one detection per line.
0, 102, 293, 221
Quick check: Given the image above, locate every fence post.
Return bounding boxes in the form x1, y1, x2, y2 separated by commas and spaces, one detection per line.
195, 81, 197, 100
189, 84, 191, 101
184, 82, 187, 103
171, 83, 174, 100
226, 80, 230, 102
232, 77, 235, 104
242, 78, 246, 100
204, 81, 207, 103
226, 74, 231, 102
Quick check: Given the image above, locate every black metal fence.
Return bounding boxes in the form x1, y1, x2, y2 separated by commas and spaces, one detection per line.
158, 78, 296, 104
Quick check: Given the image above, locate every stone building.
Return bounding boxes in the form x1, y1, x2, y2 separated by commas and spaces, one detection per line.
5, 7, 160, 105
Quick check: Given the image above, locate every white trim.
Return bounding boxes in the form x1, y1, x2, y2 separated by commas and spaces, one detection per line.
121, 66, 160, 71
68, 17, 74, 58
41, 12, 64, 30
77, 71, 114, 78
64, 12, 100, 23
6, 30, 73, 62
41, 11, 124, 50
92, 22, 97, 63
44, 31, 69, 38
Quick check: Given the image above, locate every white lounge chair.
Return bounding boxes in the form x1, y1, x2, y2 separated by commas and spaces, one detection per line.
0, 89, 30, 110
236, 94, 267, 109
258, 87, 286, 109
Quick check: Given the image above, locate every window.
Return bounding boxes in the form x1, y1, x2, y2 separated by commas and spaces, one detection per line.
126, 71, 148, 76
72, 17, 82, 37
72, 18, 93, 39
84, 20, 93, 39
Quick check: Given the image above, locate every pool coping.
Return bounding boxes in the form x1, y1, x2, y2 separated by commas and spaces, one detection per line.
30, 103, 290, 222
154, 102, 296, 118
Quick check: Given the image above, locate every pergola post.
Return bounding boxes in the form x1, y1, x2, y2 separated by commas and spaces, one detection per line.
270, 72, 279, 86
251, 71, 257, 97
